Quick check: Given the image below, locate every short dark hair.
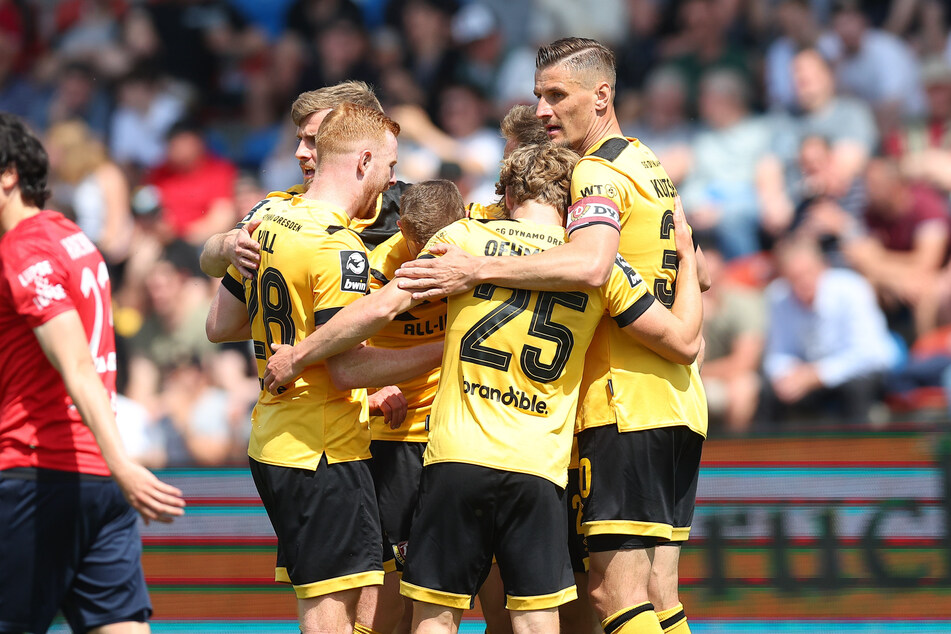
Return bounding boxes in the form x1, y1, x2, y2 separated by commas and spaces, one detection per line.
536, 37, 616, 90
399, 180, 466, 245
0, 114, 51, 208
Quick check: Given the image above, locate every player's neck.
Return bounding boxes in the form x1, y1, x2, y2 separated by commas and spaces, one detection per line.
303, 175, 365, 221
0, 191, 40, 236
577, 112, 623, 156
510, 201, 563, 227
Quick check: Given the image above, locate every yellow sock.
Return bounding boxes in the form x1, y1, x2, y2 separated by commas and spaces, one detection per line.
656, 603, 690, 634
353, 624, 383, 634
600, 601, 663, 634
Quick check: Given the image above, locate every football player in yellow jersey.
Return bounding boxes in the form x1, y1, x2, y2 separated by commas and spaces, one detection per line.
199, 80, 410, 280
395, 38, 709, 634
204, 104, 443, 634
353, 181, 466, 634
260, 143, 702, 634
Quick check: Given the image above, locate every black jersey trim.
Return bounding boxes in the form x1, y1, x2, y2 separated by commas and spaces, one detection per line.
591, 137, 630, 162
222, 275, 246, 303
613, 293, 655, 328
566, 219, 623, 236
326, 225, 346, 235
417, 254, 436, 260
315, 307, 343, 325
371, 268, 390, 285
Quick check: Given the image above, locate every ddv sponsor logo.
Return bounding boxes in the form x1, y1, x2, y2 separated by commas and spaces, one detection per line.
462, 379, 549, 416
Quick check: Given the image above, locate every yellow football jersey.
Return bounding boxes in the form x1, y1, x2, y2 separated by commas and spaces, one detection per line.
236, 184, 402, 250
421, 218, 654, 487
366, 232, 445, 442
222, 196, 372, 469
466, 201, 507, 220
570, 136, 708, 438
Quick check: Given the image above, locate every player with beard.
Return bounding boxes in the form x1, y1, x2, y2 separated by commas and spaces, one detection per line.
205, 103, 442, 633
395, 38, 709, 634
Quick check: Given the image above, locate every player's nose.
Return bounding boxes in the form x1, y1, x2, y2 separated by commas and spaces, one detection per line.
536, 99, 552, 120
294, 139, 310, 163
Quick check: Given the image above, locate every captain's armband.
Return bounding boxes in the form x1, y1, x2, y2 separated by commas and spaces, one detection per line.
566, 196, 621, 235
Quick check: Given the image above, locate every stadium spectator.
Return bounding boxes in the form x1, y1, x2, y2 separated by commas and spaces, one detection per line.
155, 358, 236, 466
843, 158, 950, 339
46, 119, 133, 265
532, 0, 628, 47
765, 48, 878, 238
678, 69, 778, 259
700, 244, 766, 434
765, 0, 823, 111
109, 63, 187, 170
124, 243, 218, 417
296, 17, 378, 96
394, 82, 504, 203
788, 134, 867, 262
142, 0, 266, 107
624, 66, 695, 185
661, 0, 752, 105
397, 0, 461, 115
450, 2, 536, 115
818, 0, 926, 132
762, 234, 899, 424
890, 57, 951, 193
145, 119, 238, 246
36, 62, 111, 138
614, 0, 662, 95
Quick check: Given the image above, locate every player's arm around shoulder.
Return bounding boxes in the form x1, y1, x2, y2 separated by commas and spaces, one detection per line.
264, 232, 441, 394
199, 195, 277, 278
264, 278, 420, 393
616, 199, 703, 364
34, 312, 185, 523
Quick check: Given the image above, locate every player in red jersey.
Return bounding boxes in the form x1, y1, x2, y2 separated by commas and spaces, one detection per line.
0, 113, 185, 634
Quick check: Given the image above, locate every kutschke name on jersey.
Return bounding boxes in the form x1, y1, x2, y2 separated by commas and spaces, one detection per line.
339, 250, 369, 293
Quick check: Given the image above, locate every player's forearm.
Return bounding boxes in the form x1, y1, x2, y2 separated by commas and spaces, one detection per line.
668, 255, 704, 359
200, 230, 236, 278
328, 341, 443, 390
206, 289, 251, 342
64, 362, 134, 470
477, 232, 615, 291
295, 285, 416, 371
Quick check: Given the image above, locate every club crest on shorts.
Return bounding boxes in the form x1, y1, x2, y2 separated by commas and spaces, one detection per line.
339, 250, 369, 293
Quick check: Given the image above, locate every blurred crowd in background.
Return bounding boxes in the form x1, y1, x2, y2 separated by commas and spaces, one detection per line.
5, 0, 951, 465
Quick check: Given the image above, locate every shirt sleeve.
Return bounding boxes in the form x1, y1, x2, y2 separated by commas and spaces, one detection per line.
601, 254, 655, 328
221, 264, 246, 303
567, 158, 623, 236
312, 234, 371, 326
4, 241, 76, 329
420, 221, 466, 259
234, 197, 271, 229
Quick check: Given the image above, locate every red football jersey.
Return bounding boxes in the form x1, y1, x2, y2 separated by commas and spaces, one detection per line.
0, 210, 115, 475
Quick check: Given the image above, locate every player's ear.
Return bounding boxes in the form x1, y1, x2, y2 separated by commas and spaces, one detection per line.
594, 81, 612, 112
0, 167, 18, 190
358, 150, 372, 177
